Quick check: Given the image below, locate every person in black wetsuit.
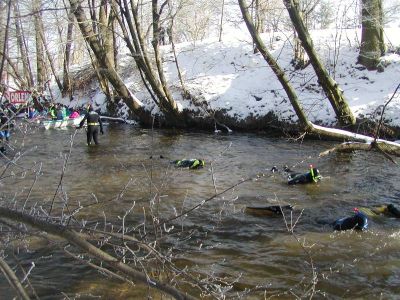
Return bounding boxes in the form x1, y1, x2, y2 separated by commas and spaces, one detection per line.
0, 110, 11, 153
287, 166, 321, 185
172, 159, 205, 169
78, 105, 103, 145
333, 208, 368, 231
271, 165, 321, 185
359, 203, 400, 218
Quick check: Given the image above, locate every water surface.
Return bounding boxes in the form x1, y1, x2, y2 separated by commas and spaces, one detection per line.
0, 124, 399, 299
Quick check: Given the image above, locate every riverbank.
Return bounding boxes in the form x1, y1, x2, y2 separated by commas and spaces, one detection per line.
59, 28, 400, 136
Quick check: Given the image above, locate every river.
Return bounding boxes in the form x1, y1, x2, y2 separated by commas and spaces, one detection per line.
0, 123, 399, 299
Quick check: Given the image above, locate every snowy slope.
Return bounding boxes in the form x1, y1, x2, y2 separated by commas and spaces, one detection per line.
60, 25, 400, 128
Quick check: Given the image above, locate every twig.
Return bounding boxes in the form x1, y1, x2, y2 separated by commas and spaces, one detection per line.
0, 256, 31, 300
154, 174, 261, 233
48, 130, 77, 218
22, 163, 42, 213
64, 247, 134, 285
374, 83, 400, 141
280, 207, 317, 299
11, 253, 40, 300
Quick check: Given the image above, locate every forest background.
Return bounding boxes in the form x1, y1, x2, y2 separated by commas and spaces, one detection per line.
1, 0, 400, 135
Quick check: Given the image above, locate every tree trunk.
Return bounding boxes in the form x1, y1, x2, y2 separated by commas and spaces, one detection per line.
114, 0, 186, 126
218, 0, 225, 42
151, 0, 183, 117
97, 0, 113, 97
0, 0, 11, 91
85, 0, 112, 99
238, 0, 310, 130
13, 1, 34, 89
283, 0, 356, 127
358, 0, 385, 69
320, 141, 400, 158
99, 1, 115, 70
33, 0, 46, 92
167, 1, 188, 97
68, 0, 148, 121
292, 1, 306, 68
39, 26, 63, 92
0, 52, 26, 89
62, 8, 74, 98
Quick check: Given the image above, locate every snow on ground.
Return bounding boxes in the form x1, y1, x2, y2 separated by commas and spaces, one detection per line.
59, 24, 400, 128
159, 26, 400, 126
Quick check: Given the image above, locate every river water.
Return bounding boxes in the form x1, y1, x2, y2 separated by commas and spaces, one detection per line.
1, 123, 400, 299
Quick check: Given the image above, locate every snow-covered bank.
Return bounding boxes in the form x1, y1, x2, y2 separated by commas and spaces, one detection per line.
62, 27, 400, 134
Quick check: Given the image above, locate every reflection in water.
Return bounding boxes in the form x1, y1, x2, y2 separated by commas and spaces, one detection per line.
0, 124, 399, 298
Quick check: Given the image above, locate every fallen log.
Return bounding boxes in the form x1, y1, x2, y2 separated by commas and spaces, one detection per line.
310, 123, 400, 161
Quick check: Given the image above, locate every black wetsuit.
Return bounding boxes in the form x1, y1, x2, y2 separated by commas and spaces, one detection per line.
79, 110, 103, 145
287, 168, 321, 185
172, 159, 205, 169
333, 211, 368, 231
0, 112, 10, 153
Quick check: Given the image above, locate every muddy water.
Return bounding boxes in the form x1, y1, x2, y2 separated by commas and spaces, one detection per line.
0, 124, 399, 299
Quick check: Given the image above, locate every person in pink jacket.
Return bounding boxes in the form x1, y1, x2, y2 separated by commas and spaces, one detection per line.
69, 110, 80, 119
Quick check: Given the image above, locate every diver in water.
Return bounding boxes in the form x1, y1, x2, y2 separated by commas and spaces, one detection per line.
78, 105, 104, 145
271, 165, 322, 185
172, 159, 205, 169
333, 208, 368, 231
244, 204, 293, 217
359, 203, 400, 218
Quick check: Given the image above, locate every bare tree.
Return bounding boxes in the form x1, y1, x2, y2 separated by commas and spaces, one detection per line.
0, 0, 12, 92
68, 0, 147, 120
112, 0, 187, 126
13, 0, 34, 89
283, 0, 356, 127
39, 24, 63, 93
218, 0, 225, 41
61, 6, 74, 98
238, 0, 310, 130
167, 0, 189, 96
33, 0, 46, 92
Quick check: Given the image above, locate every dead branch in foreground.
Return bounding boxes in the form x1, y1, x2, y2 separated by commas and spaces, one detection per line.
0, 207, 197, 300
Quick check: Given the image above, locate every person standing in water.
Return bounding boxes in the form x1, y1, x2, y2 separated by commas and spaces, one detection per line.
78, 105, 104, 145
0, 109, 11, 153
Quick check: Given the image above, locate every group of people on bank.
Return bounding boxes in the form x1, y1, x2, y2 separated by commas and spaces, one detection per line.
46, 103, 82, 121
0, 99, 83, 121
45, 103, 102, 146
45, 102, 103, 146
0, 100, 103, 152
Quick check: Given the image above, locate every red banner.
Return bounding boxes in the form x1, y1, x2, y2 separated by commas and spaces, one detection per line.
6, 90, 31, 104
